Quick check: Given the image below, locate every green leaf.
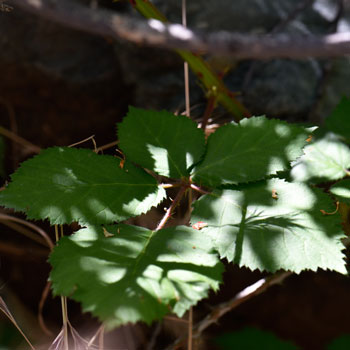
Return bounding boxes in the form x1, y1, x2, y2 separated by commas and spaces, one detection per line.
325, 97, 350, 141
330, 179, 350, 204
0, 147, 165, 225
327, 335, 350, 350
0, 136, 5, 177
118, 107, 205, 178
215, 328, 298, 350
291, 134, 350, 183
49, 224, 223, 327
191, 179, 346, 273
192, 117, 309, 187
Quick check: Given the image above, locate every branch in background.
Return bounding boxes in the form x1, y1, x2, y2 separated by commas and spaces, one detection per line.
0, 126, 41, 155
166, 271, 292, 350
10, 0, 350, 59
0, 212, 54, 250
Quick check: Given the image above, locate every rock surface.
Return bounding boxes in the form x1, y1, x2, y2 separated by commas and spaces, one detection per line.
2, 0, 350, 127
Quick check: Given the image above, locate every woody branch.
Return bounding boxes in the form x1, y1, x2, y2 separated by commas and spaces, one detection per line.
10, 0, 350, 59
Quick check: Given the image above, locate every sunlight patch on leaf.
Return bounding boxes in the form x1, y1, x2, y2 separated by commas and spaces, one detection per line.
146, 144, 169, 175
191, 179, 346, 273
274, 123, 291, 137
291, 134, 350, 183
50, 224, 223, 327
0, 147, 166, 224
118, 107, 206, 178
193, 117, 309, 187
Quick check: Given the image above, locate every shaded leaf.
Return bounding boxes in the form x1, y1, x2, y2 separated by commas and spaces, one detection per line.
118, 107, 205, 178
291, 134, 350, 183
191, 179, 346, 273
327, 334, 350, 350
192, 117, 309, 187
0, 136, 5, 177
330, 179, 350, 204
0, 147, 165, 225
325, 97, 350, 141
49, 224, 223, 327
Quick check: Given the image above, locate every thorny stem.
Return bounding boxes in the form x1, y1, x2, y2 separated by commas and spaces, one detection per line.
201, 95, 217, 131
190, 183, 211, 195
160, 183, 182, 189
183, 185, 193, 225
155, 185, 187, 232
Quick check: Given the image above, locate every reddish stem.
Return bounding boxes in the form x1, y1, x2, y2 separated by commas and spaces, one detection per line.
201, 95, 217, 131
190, 184, 211, 195
155, 185, 187, 231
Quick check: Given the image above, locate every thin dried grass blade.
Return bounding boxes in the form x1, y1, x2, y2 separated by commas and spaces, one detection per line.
0, 296, 36, 350
38, 281, 53, 336
48, 328, 65, 350
69, 322, 99, 350
87, 324, 104, 350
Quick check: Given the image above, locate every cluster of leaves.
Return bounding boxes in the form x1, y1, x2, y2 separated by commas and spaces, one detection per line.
0, 101, 349, 328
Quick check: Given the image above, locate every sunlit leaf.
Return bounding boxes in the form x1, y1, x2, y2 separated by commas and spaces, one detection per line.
191, 179, 346, 273
118, 107, 206, 178
291, 134, 350, 183
0, 147, 165, 224
50, 224, 223, 327
193, 117, 309, 187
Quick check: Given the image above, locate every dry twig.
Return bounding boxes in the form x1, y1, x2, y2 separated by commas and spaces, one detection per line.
166, 271, 292, 349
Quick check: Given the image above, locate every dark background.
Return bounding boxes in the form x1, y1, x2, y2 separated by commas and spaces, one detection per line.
1, 1, 350, 349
